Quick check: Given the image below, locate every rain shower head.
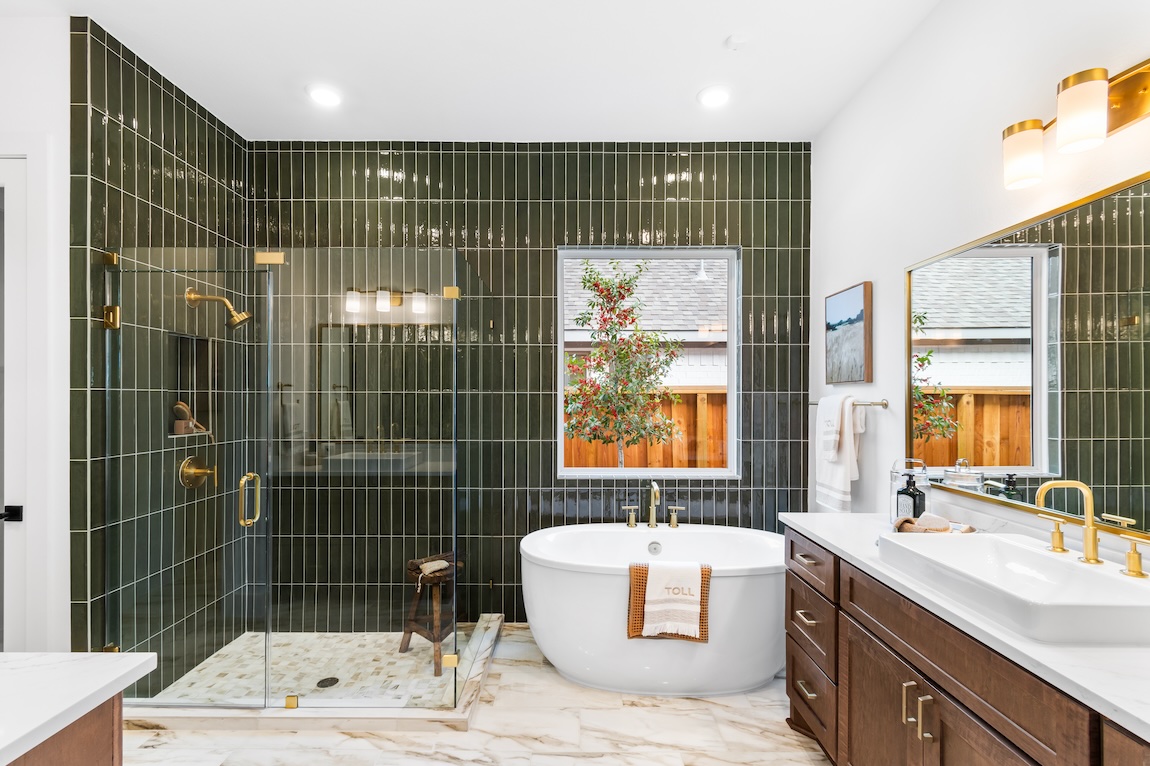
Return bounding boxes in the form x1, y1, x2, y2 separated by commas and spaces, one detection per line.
185, 287, 252, 331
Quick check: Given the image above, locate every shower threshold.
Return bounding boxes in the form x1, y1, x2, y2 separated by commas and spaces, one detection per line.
123, 614, 502, 732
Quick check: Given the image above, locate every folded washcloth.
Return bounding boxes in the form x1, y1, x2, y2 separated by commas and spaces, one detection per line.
627, 563, 712, 642
893, 515, 976, 534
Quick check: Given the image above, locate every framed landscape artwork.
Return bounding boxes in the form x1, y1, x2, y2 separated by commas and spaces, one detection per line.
825, 281, 873, 384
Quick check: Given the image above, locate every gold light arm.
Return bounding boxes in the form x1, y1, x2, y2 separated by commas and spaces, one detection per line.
238, 472, 261, 527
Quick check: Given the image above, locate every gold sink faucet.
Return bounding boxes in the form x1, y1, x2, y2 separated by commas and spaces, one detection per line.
648, 481, 660, 528
1036, 480, 1101, 564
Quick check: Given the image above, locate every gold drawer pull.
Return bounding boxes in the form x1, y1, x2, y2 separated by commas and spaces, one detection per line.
794, 609, 818, 627
796, 680, 818, 701
901, 681, 918, 725
917, 695, 935, 741
795, 553, 819, 566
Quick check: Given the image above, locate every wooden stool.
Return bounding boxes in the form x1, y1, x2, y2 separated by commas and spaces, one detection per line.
398, 552, 458, 676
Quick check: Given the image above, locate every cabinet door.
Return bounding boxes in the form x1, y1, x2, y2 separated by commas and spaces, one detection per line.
838, 614, 918, 766
918, 680, 1037, 766
1104, 721, 1150, 766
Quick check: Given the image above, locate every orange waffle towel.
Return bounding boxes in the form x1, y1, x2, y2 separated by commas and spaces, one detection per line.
627, 563, 711, 642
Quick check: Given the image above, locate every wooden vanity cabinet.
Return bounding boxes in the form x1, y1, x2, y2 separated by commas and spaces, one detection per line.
1104, 721, 1150, 765
783, 529, 1104, 766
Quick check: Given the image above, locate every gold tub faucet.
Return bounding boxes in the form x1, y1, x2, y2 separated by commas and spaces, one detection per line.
648, 481, 660, 528
1036, 480, 1101, 564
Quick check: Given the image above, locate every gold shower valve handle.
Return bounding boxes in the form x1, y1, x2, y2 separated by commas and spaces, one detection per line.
179, 456, 217, 489
238, 472, 262, 528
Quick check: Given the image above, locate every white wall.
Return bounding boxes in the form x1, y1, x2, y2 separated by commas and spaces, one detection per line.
0, 15, 71, 650
810, 0, 1150, 514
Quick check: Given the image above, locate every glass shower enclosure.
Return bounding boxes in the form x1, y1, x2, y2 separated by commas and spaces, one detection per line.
100, 246, 463, 709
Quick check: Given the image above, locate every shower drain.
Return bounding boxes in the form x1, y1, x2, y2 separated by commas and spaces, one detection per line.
316, 677, 339, 688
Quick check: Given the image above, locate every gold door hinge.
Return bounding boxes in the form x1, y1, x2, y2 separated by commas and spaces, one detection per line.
102, 305, 121, 329
443, 285, 461, 300
443, 654, 459, 668
285, 695, 299, 709
103, 250, 119, 267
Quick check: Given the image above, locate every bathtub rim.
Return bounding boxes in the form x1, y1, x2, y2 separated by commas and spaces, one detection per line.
519, 522, 786, 577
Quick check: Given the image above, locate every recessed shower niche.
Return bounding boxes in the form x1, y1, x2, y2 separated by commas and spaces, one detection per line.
171, 334, 214, 437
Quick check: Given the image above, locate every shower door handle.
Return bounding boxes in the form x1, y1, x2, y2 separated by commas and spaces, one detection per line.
238, 472, 261, 527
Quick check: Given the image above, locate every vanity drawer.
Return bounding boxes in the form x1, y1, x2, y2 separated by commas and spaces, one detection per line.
1103, 721, 1150, 765
784, 529, 838, 602
840, 562, 1097, 766
786, 634, 836, 759
785, 570, 837, 680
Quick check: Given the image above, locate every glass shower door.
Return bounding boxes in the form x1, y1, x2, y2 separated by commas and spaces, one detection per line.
102, 254, 271, 706
265, 247, 460, 709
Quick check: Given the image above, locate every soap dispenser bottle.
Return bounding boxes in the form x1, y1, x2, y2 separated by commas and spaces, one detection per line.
896, 475, 926, 519
1001, 474, 1022, 501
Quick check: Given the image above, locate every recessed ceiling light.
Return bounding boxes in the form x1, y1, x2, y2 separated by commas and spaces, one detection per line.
307, 85, 342, 108
697, 86, 730, 109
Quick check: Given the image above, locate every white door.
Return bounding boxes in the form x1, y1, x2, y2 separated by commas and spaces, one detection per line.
0, 158, 26, 650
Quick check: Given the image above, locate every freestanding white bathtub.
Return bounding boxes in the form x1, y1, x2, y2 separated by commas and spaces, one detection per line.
520, 523, 786, 696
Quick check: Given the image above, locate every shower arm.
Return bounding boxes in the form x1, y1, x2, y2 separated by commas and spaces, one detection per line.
186, 288, 238, 313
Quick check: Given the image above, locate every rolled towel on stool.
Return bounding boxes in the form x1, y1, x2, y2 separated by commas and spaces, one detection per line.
419, 559, 451, 575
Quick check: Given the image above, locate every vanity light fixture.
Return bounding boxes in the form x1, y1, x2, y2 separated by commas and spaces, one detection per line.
697, 85, 730, 109
410, 291, 428, 314
345, 288, 362, 313
375, 289, 392, 312
1056, 68, 1109, 153
307, 85, 342, 108
1002, 120, 1045, 190
1002, 57, 1150, 189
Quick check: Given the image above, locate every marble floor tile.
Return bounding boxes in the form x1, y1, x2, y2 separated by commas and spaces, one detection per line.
124, 623, 827, 766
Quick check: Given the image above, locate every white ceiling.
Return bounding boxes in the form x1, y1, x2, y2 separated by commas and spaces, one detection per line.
3, 0, 939, 141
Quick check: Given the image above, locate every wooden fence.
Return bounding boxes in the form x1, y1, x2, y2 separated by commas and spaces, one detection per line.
913, 387, 1031, 467
563, 389, 728, 469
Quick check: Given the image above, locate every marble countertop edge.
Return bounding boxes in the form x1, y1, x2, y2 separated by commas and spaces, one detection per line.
778, 511, 1150, 743
0, 652, 156, 762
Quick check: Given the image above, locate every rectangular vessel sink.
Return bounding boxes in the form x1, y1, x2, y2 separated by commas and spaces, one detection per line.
877, 532, 1150, 645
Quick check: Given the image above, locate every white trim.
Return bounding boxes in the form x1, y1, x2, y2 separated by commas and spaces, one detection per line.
555, 246, 741, 480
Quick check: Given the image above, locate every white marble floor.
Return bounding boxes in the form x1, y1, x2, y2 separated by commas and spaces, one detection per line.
124, 624, 831, 765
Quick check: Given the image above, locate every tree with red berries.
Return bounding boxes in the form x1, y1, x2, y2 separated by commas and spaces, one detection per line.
564, 260, 682, 468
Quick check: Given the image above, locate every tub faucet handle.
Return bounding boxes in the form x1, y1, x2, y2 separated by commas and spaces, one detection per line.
668, 506, 685, 528
622, 505, 639, 528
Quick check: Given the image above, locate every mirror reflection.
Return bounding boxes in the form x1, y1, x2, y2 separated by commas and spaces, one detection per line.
908, 177, 1150, 531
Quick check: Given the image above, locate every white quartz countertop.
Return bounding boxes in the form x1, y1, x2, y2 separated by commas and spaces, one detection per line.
779, 512, 1150, 742
0, 651, 156, 762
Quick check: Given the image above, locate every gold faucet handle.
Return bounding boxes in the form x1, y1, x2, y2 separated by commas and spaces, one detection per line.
1120, 534, 1149, 578
1037, 513, 1069, 553
1102, 513, 1137, 528
668, 506, 685, 528
622, 506, 638, 528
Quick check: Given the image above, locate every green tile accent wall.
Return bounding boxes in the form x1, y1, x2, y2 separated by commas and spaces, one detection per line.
69, 17, 254, 696
1000, 183, 1150, 527
248, 141, 812, 622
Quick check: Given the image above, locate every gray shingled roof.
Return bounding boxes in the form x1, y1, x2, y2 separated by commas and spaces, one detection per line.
913, 255, 1031, 330
562, 258, 728, 332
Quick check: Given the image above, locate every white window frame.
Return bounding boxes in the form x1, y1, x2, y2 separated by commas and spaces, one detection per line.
556, 246, 741, 479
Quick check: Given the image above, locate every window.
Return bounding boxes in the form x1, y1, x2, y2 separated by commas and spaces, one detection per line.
556, 247, 740, 478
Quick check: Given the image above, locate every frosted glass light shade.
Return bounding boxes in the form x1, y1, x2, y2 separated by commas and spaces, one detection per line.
375, 289, 391, 312
1056, 68, 1109, 154
411, 291, 428, 314
1002, 120, 1045, 190
345, 289, 361, 313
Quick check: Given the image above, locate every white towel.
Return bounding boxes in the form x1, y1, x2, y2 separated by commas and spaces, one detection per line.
816, 394, 848, 461
642, 561, 703, 638
279, 399, 305, 440
814, 396, 867, 512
